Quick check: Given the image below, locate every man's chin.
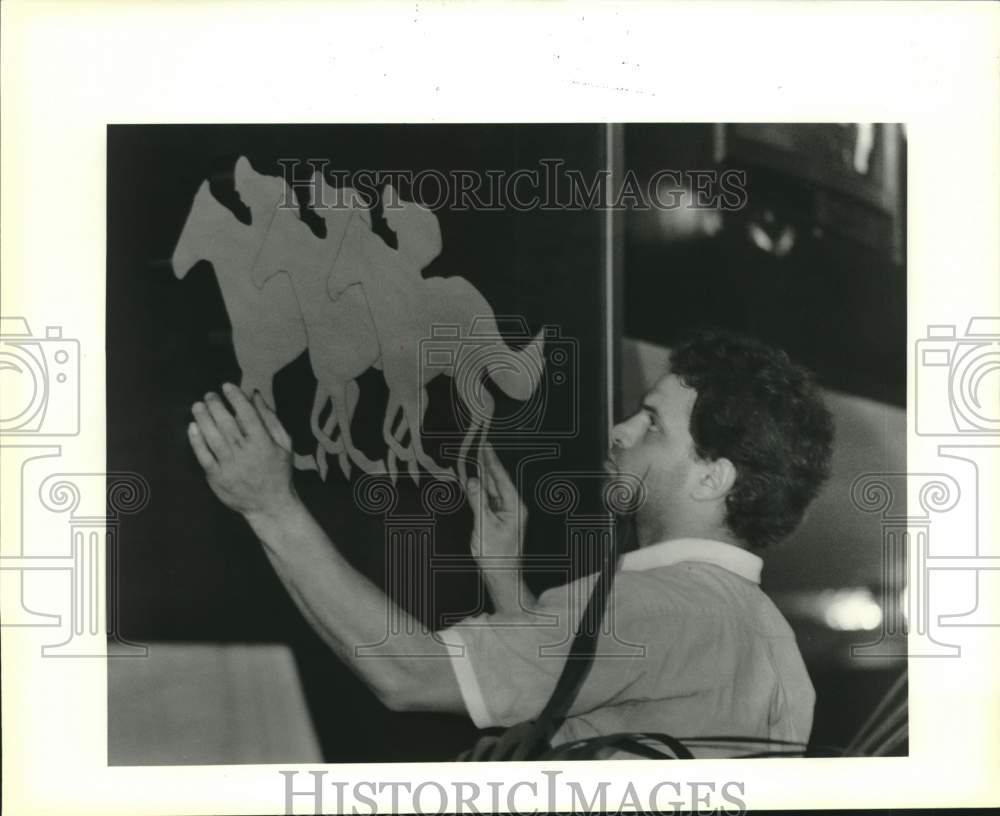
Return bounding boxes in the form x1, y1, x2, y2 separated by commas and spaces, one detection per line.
601, 467, 645, 516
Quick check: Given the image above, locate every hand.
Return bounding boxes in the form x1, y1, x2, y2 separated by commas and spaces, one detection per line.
466, 443, 526, 561
187, 383, 299, 524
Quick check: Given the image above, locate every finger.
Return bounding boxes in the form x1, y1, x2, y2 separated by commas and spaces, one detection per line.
466, 477, 483, 518
470, 462, 502, 525
191, 400, 232, 461
187, 422, 217, 471
253, 391, 293, 449
222, 382, 265, 440
476, 443, 502, 507
204, 391, 245, 446
483, 444, 515, 509
465, 479, 487, 557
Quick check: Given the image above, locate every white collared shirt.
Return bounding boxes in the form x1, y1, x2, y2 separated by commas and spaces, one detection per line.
620, 537, 763, 581
438, 537, 815, 757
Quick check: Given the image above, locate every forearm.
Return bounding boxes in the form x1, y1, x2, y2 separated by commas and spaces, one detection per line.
246, 498, 437, 704
186, 385, 461, 713
479, 558, 538, 613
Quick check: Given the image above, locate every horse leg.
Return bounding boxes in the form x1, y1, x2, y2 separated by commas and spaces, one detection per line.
294, 453, 320, 474
332, 380, 386, 476
382, 393, 402, 484
396, 414, 421, 485
309, 385, 346, 481
311, 391, 345, 455
381, 391, 420, 485
387, 448, 399, 484
382, 391, 412, 463
403, 387, 455, 480
243, 372, 320, 473
239, 370, 275, 408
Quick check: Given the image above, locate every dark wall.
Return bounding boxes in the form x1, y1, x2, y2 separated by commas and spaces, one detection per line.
623, 123, 906, 407
107, 124, 609, 761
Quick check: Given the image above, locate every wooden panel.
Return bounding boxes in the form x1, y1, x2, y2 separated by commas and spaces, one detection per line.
108, 642, 322, 765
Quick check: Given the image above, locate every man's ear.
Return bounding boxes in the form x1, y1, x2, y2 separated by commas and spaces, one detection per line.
693, 457, 736, 502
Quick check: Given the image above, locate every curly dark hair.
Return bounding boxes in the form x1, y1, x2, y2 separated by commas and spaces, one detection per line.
669, 329, 835, 549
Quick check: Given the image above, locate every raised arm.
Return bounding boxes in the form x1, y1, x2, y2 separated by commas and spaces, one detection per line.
467, 443, 538, 613
186, 383, 463, 714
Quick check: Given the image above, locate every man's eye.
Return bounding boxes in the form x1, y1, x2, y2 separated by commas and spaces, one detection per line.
645, 410, 661, 431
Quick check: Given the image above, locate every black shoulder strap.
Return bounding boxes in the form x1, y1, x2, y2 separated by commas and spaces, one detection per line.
534, 513, 631, 738
455, 514, 635, 761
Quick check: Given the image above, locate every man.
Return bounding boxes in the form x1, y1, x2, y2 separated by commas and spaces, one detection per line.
187, 329, 834, 756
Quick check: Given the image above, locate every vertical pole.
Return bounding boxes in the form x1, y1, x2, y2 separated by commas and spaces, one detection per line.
604, 123, 625, 440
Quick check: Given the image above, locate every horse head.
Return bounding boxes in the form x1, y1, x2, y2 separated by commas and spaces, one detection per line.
233, 158, 303, 290
382, 184, 443, 270
233, 156, 289, 221
172, 181, 225, 279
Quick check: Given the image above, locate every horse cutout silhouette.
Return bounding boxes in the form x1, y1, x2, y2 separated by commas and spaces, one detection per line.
171, 161, 321, 473
327, 185, 546, 486
248, 168, 386, 481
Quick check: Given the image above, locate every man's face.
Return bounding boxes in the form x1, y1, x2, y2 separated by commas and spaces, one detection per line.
606, 372, 702, 514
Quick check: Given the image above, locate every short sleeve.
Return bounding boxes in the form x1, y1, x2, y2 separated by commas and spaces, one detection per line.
437, 572, 658, 729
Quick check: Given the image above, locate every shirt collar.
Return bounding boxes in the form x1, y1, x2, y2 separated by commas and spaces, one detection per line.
620, 537, 763, 584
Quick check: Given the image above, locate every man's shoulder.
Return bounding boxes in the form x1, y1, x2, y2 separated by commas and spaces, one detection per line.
617, 560, 753, 609
532, 562, 737, 621
608, 562, 798, 638
533, 560, 795, 637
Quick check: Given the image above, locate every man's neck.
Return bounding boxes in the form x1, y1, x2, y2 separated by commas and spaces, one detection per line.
635, 513, 741, 550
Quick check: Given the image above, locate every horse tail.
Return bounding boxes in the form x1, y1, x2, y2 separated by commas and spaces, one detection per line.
459, 390, 493, 486
486, 327, 546, 402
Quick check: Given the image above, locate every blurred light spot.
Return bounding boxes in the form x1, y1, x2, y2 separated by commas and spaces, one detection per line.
747, 221, 796, 257
748, 222, 773, 253
654, 184, 723, 243
854, 124, 876, 174
822, 588, 883, 631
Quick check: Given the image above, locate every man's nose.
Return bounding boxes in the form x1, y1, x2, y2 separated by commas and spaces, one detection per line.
611, 412, 649, 451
